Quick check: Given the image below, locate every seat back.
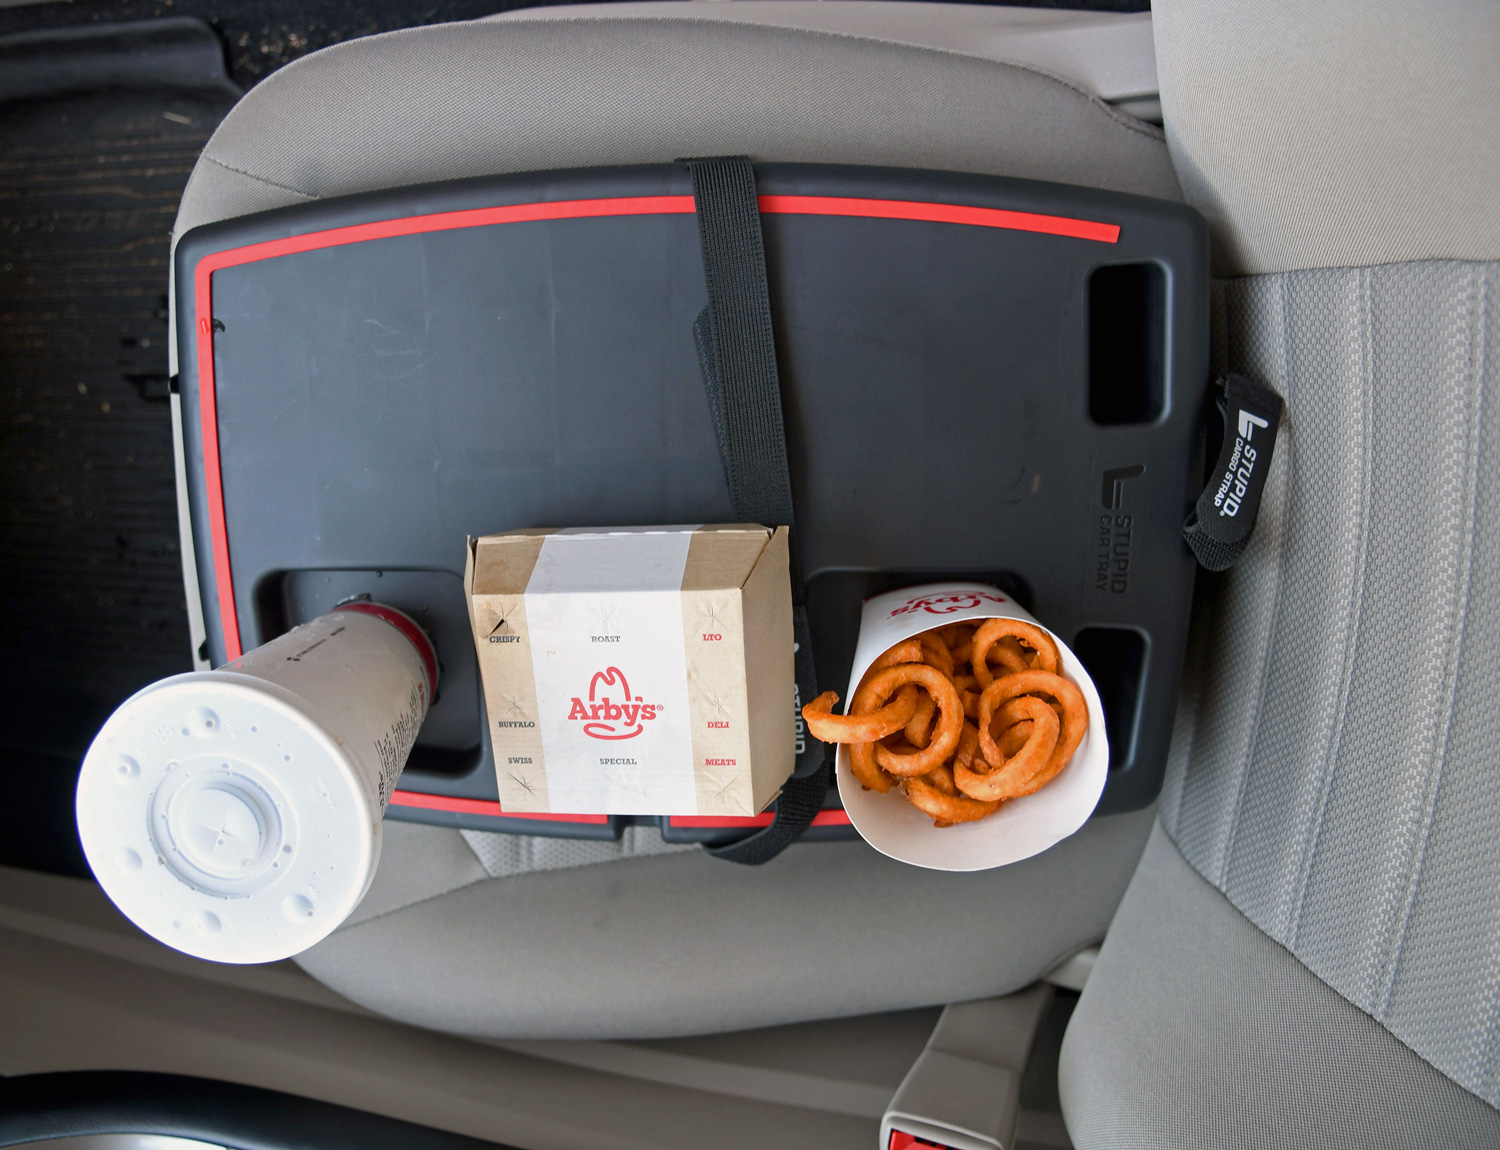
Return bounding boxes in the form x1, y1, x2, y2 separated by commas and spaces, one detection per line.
1061, 1, 1500, 1144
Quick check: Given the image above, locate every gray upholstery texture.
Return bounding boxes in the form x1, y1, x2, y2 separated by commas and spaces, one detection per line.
344, 819, 489, 929
490, 3, 1161, 104
172, 8, 1179, 242
296, 806, 1155, 1040
344, 822, 695, 929
1059, 824, 1500, 1149
1152, 0, 1500, 275
1156, 259, 1500, 1110
1064, 4, 1500, 1138
459, 824, 698, 878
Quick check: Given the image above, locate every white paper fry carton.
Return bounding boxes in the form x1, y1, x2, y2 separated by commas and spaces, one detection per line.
465, 525, 795, 816
835, 583, 1109, 872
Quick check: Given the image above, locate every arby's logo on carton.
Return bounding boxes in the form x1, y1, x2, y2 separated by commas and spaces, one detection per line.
888, 590, 1007, 619
566, 666, 659, 740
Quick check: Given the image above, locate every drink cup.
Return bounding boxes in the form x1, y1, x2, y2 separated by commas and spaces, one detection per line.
76, 602, 435, 963
835, 583, 1109, 872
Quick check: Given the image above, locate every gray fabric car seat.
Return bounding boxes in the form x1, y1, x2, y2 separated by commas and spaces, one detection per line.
169, 3, 1174, 1039
1059, 1, 1500, 1145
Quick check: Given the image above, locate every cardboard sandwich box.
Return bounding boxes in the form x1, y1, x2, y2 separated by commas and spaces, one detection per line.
465, 525, 795, 816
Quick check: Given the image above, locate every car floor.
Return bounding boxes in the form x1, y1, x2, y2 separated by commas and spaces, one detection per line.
0, 83, 234, 876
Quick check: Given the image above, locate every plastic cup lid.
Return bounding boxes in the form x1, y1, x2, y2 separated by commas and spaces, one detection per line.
76, 672, 380, 963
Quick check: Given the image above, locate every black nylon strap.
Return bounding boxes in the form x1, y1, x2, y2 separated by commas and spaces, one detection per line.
693, 305, 821, 788
692, 306, 809, 601
1182, 373, 1284, 571
684, 156, 828, 864
685, 156, 799, 547
708, 741, 829, 866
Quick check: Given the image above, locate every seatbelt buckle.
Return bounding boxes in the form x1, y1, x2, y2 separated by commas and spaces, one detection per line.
878, 985, 1052, 1150
887, 1130, 965, 1150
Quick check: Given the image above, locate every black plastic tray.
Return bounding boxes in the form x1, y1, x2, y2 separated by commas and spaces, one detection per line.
174, 162, 1209, 839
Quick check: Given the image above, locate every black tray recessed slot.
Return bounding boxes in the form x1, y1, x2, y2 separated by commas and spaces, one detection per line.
1072, 626, 1150, 773
806, 570, 1033, 701
253, 573, 292, 641
404, 744, 485, 775
1089, 261, 1166, 426
257, 568, 483, 777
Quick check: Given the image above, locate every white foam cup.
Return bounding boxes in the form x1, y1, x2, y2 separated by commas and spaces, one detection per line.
76, 603, 436, 963
835, 583, 1109, 872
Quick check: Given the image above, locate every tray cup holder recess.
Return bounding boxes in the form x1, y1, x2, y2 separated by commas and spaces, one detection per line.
1072, 626, 1149, 774
255, 568, 483, 777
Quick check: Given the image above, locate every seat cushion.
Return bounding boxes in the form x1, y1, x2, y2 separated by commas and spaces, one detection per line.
1158, 259, 1500, 1109
485, 2, 1162, 108
297, 807, 1155, 1040
1059, 823, 1500, 1149
172, 6, 1180, 244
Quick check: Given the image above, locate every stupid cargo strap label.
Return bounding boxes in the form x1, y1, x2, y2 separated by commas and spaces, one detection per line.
1183, 373, 1284, 572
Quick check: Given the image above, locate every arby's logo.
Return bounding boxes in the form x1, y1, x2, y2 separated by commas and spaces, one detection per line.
567, 666, 659, 740
889, 591, 1007, 618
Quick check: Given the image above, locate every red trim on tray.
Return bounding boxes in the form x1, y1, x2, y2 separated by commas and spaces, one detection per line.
389, 790, 851, 829
195, 194, 1119, 657
760, 194, 1122, 243
389, 790, 612, 824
